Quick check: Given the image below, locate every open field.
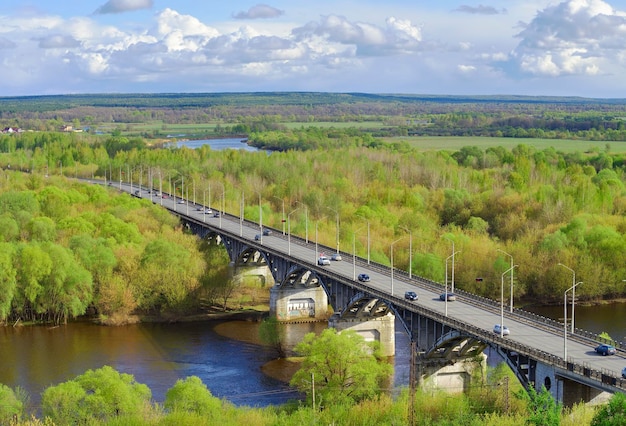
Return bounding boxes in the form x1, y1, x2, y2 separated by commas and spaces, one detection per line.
383, 136, 626, 153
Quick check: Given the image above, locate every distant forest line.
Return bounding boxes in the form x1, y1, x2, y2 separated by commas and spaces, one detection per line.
2, 92, 626, 143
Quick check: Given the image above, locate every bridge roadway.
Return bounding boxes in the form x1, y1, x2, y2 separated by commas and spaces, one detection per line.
110, 179, 626, 393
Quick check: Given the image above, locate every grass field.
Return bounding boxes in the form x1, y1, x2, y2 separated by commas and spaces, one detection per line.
382, 136, 626, 153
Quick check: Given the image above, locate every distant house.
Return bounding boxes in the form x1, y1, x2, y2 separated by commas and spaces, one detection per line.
2, 127, 22, 134
60, 125, 73, 132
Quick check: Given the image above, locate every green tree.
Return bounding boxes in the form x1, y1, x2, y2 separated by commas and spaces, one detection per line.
41, 365, 151, 424
164, 376, 221, 416
0, 243, 17, 321
0, 384, 24, 424
290, 328, 393, 407
515, 385, 561, 426
591, 392, 626, 425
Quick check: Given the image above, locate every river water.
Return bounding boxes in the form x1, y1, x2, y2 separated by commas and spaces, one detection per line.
0, 318, 411, 411
171, 137, 259, 151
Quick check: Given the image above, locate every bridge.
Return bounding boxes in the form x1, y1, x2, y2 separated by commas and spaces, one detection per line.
113, 180, 626, 406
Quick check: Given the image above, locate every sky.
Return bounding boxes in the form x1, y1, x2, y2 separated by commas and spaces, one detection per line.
1, 0, 626, 98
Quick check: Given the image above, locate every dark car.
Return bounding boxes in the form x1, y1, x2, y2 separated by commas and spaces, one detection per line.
213, 212, 220, 217
357, 273, 370, 282
254, 234, 261, 241
622, 367, 626, 379
262, 228, 272, 236
404, 291, 418, 301
595, 344, 616, 356
440, 293, 456, 302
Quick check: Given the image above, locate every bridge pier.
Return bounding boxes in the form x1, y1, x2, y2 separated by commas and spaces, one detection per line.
418, 353, 487, 394
534, 362, 612, 407
328, 312, 396, 357
269, 286, 329, 321
232, 264, 275, 287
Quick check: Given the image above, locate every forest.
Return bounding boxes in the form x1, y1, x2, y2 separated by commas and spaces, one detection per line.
1, 123, 626, 324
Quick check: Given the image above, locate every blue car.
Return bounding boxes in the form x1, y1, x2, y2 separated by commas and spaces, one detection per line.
595, 344, 616, 356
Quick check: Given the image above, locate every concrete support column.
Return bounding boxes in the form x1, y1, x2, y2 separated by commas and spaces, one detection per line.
328, 312, 396, 357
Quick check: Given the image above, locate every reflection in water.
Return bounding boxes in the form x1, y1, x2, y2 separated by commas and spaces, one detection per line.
0, 318, 412, 411
523, 302, 626, 343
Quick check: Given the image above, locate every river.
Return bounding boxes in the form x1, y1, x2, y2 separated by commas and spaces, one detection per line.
170, 137, 259, 151
0, 318, 411, 411
1, 302, 623, 412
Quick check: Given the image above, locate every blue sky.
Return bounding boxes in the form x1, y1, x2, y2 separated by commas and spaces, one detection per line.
1, 0, 625, 98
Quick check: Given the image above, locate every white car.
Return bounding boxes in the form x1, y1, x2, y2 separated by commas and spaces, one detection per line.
317, 256, 330, 266
493, 324, 510, 336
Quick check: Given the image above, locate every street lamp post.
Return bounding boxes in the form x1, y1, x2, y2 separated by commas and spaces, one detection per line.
296, 201, 308, 243
353, 226, 364, 280
271, 196, 286, 235
500, 265, 518, 337
564, 281, 582, 360
444, 251, 460, 316
390, 236, 405, 296
498, 248, 515, 313
256, 191, 263, 244
288, 207, 300, 255
444, 236, 457, 292
401, 227, 412, 279
240, 191, 244, 236
327, 207, 340, 253
558, 263, 577, 333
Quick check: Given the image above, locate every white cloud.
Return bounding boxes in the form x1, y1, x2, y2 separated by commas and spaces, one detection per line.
291, 14, 422, 56
458, 64, 476, 73
233, 4, 284, 20
94, 0, 153, 15
38, 34, 81, 49
505, 0, 626, 77
454, 5, 506, 15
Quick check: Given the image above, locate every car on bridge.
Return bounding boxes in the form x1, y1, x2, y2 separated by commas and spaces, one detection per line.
255, 234, 262, 241
318, 256, 330, 266
595, 344, 616, 356
357, 273, 370, 282
404, 291, 418, 301
331, 253, 342, 261
622, 367, 626, 378
262, 228, 271, 236
440, 293, 456, 302
493, 324, 510, 336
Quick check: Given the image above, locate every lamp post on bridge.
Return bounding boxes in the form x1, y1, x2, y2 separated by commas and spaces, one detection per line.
564, 281, 582, 360
498, 248, 515, 313
444, 251, 460, 317
400, 226, 413, 279
390, 236, 406, 297
315, 216, 326, 264
558, 263, 577, 333
288, 207, 300, 255
500, 265, 518, 338
296, 201, 308, 243
353, 226, 365, 281
327, 207, 340, 253
444, 236, 457, 292
271, 196, 286, 235
256, 191, 263, 244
